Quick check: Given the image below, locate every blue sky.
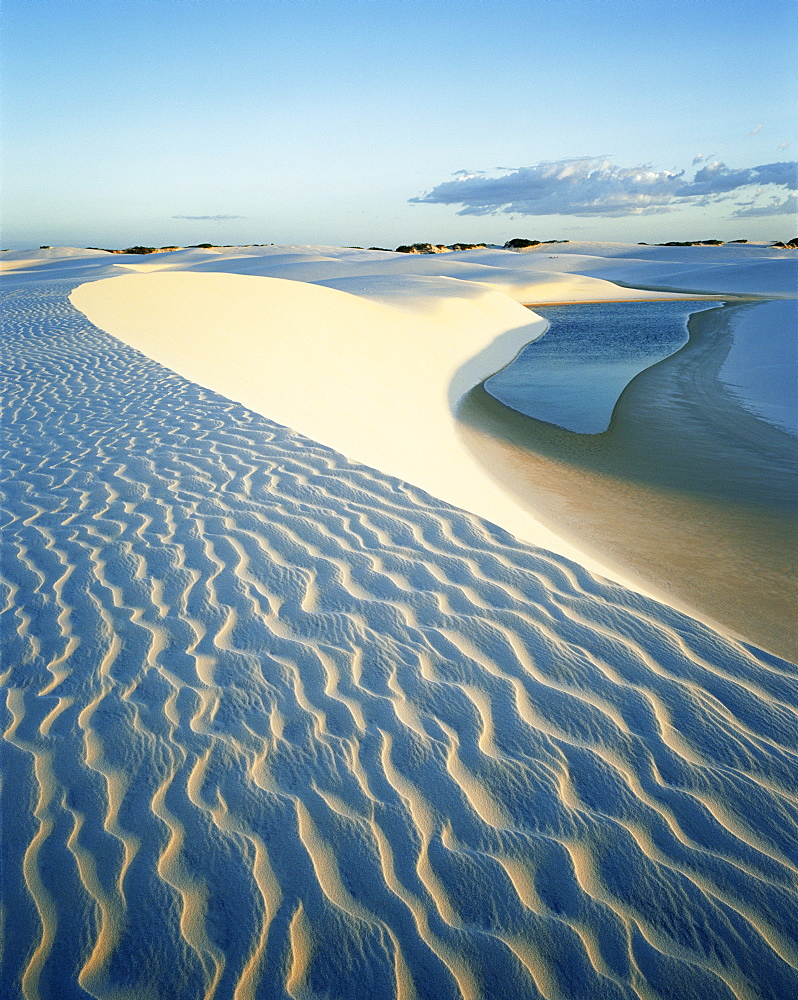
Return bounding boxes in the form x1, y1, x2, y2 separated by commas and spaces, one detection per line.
2, 0, 796, 250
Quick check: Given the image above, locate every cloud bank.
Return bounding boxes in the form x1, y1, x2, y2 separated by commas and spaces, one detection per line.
731, 193, 798, 219
410, 157, 798, 219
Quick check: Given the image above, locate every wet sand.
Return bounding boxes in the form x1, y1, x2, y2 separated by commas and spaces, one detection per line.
457, 300, 798, 661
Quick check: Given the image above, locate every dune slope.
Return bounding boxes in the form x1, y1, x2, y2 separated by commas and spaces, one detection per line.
69, 269, 622, 583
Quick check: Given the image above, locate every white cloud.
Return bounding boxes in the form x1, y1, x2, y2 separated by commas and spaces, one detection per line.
676, 161, 797, 197
731, 193, 798, 218
410, 157, 798, 219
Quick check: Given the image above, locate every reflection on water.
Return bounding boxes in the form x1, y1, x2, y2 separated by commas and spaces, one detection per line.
485, 300, 717, 434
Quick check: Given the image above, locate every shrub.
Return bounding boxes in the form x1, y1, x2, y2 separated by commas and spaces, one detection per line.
504, 238, 541, 249
395, 243, 448, 253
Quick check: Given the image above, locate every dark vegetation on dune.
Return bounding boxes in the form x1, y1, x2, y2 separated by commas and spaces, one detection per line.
393, 242, 489, 253
636, 237, 797, 248
504, 238, 571, 249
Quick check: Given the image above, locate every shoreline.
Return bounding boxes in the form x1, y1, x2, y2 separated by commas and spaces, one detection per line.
456, 298, 798, 660
521, 294, 728, 307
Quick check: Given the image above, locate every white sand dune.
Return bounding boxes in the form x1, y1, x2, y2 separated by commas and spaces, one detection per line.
720, 298, 798, 434
69, 243, 797, 651
65, 249, 709, 569
2, 246, 797, 999
71, 269, 620, 581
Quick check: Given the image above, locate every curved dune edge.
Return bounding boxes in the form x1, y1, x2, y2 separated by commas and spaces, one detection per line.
4, 280, 798, 999
70, 270, 772, 640
458, 300, 798, 662
71, 270, 665, 598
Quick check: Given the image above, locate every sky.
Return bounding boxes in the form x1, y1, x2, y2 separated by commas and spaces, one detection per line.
2, 0, 796, 250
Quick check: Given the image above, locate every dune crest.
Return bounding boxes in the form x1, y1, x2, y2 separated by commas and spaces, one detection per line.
71, 269, 625, 582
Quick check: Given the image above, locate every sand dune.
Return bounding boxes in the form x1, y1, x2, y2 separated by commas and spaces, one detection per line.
66, 253, 707, 588
70, 244, 797, 649
71, 269, 613, 581
3, 247, 797, 999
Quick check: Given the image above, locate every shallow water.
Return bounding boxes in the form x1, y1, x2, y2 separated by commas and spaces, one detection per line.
3, 280, 798, 999
485, 300, 717, 433
458, 298, 798, 661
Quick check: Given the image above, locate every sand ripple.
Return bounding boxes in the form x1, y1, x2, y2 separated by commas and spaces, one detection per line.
2, 280, 797, 999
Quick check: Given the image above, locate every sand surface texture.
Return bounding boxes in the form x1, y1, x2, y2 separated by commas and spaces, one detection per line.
2, 246, 797, 999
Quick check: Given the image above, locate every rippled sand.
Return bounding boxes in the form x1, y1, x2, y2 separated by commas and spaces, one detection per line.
3, 279, 797, 999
